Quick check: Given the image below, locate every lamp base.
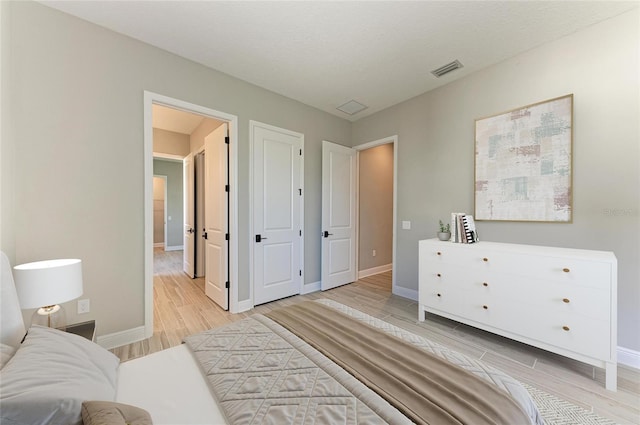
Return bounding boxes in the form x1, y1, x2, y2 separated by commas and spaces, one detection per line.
32, 304, 67, 330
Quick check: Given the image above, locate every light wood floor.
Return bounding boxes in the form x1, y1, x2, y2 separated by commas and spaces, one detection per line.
111, 249, 640, 424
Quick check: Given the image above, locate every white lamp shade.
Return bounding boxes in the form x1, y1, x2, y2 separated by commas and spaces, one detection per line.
13, 259, 83, 309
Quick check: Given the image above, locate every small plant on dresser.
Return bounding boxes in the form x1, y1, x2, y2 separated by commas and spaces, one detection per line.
437, 220, 451, 241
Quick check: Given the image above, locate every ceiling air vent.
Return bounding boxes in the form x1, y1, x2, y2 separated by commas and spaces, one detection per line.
431, 60, 464, 78
337, 100, 368, 116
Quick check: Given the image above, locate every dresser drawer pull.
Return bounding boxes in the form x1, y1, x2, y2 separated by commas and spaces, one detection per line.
482, 305, 488, 310
563, 268, 570, 273
437, 273, 442, 277
562, 298, 570, 303
482, 282, 489, 287
436, 293, 441, 297
437, 252, 442, 256
483, 257, 489, 262
562, 325, 570, 331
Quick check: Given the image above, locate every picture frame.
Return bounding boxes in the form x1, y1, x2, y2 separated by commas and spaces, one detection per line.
474, 94, 573, 222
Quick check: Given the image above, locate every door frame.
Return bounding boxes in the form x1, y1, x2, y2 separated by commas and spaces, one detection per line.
143, 91, 240, 340
152, 174, 168, 250
248, 120, 304, 309
353, 135, 398, 294
154, 153, 185, 252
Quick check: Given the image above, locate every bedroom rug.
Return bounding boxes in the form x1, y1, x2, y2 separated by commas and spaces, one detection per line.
523, 383, 618, 425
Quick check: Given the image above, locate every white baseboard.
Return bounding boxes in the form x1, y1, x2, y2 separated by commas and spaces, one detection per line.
618, 346, 640, 370
392, 285, 418, 301
236, 299, 253, 313
302, 280, 321, 294
153, 242, 164, 248
165, 245, 183, 252
358, 264, 392, 279
96, 325, 146, 350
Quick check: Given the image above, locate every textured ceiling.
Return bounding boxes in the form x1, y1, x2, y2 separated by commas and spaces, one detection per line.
42, 1, 638, 121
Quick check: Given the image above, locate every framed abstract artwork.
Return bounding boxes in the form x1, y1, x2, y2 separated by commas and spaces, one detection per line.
474, 94, 573, 222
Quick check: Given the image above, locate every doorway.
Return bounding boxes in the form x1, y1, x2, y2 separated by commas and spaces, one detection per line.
320, 136, 398, 293
357, 143, 394, 282
354, 136, 398, 294
152, 175, 167, 249
144, 91, 240, 340
355, 136, 397, 293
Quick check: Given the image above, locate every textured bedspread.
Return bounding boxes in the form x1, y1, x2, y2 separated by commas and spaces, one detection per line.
184, 300, 542, 425
266, 301, 532, 425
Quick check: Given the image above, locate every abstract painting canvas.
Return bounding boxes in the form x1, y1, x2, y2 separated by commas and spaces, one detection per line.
474, 94, 573, 222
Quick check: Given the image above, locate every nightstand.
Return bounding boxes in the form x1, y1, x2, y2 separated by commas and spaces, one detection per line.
63, 320, 96, 342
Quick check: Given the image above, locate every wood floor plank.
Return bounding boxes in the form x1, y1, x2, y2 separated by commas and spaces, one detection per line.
109, 249, 640, 424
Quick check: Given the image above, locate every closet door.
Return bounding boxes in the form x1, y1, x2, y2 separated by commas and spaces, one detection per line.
252, 122, 303, 305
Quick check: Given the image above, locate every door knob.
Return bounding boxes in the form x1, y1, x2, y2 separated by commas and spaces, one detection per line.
323, 231, 333, 238
255, 234, 268, 243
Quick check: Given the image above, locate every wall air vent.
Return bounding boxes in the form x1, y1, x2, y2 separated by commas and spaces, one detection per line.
431, 60, 464, 78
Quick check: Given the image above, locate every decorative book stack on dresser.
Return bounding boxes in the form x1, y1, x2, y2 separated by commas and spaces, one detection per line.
418, 239, 618, 391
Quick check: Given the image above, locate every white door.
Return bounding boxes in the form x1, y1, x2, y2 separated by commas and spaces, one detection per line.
252, 123, 302, 305
194, 152, 206, 277
321, 141, 357, 290
204, 123, 229, 310
183, 153, 195, 278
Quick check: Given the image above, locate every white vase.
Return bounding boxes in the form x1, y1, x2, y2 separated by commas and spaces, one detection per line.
437, 232, 451, 241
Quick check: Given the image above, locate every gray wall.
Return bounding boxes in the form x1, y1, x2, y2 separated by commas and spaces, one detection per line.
1, 1, 15, 263
358, 144, 393, 271
352, 10, 639, 351
153, 159, 184, 248
2, 1, 350, 336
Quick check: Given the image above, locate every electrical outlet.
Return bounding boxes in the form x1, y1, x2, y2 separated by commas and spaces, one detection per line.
77, 299, 90, 314
372, 250, 376, 257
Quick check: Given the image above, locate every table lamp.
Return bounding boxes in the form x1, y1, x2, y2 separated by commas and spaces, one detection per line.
13, 259, 83, 329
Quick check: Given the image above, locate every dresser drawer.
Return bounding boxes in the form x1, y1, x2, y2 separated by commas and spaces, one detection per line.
421, 289, 493, 325
420, 242, 487, 268
483, 254, 612, 290
494, 302, 612, 361
478, 275, 611, 321
419, 264, 484, 291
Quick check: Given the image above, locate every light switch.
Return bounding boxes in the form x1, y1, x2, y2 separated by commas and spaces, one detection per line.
402, 221, 411, 230
168, 216, 172, 221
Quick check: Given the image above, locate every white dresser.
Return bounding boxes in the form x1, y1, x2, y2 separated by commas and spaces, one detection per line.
418, 239, 617, 391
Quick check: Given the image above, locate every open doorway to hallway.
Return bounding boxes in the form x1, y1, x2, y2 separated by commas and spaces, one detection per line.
357, 141, 395, 292
145, 94, 239, 344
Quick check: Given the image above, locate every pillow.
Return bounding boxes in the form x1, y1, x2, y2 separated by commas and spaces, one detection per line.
82, 401, 153, 425
0, 342, 16, 369
0, 325, 120, 425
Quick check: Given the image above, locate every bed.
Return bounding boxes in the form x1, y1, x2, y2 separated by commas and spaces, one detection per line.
0, 251, 543, 425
